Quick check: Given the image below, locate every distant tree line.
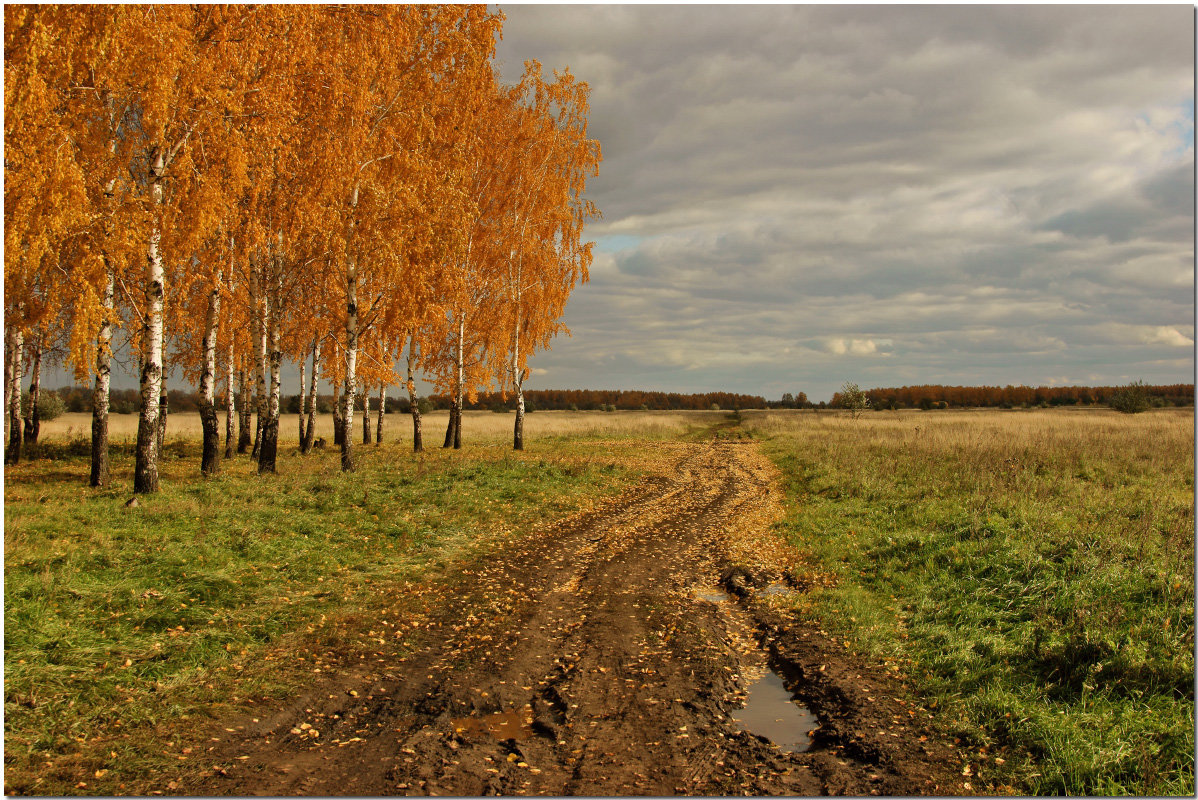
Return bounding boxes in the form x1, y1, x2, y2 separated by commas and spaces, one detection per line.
43, 386, 769, 416
470, 389, 768, 411
832, 383, 1193, 411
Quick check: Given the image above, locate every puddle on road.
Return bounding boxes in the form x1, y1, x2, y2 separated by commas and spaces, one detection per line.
451, 710, 533, 741
760, 583, 795, 598
732, 669, 819, 753
695, 587, 734, 604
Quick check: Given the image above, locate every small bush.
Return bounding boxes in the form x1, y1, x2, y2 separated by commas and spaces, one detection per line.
1110, 381, 1149, 414
839, 381, 871, 419
22, 391, 66, 422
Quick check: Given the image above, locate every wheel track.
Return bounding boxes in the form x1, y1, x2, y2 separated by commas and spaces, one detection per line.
190, 440, 966, 796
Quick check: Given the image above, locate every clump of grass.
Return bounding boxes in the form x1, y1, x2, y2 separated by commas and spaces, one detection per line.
3, 436, 645, 795
748, 408, 1194, 796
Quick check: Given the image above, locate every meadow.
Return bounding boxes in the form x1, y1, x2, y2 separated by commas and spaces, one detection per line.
5, 406, 1194, 795
745, 407, 1194, 795
3, 410, 715, 794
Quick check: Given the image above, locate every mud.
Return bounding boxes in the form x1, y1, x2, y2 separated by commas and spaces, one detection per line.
187, 441, 970, 796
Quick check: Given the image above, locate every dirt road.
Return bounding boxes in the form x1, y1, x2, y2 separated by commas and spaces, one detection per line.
190, 441, 967, 796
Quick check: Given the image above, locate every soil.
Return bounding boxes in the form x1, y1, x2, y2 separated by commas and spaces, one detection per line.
187, 441, 972, 796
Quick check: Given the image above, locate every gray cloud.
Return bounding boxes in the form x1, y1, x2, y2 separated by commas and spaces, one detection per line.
495, 5, 1194, 401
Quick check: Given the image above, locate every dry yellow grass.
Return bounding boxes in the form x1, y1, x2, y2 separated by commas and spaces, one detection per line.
741, 405, 1193, 468
37, 409, 722, 446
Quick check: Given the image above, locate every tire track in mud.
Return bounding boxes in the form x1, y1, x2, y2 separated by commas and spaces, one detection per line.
191, 441, 967, 796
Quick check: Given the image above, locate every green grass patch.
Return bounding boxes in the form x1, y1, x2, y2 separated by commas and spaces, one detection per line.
751, 409, 1194, 796
4, 436, 643, 795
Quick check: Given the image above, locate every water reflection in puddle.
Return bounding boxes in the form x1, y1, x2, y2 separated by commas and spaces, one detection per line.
450, 709, 532, 740
732, 670, 819, 752
695, 587, 734, 604
760, 583, 795, 598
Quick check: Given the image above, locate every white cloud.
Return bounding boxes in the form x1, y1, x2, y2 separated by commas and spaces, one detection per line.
1141, 327, 1195, 348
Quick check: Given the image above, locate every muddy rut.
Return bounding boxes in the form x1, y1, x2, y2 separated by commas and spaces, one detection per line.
191, 441, 968, 796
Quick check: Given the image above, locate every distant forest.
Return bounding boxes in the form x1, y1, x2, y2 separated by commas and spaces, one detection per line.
46, 387, 770, 415
44, 383, 1193, 416
835, 383, 1194, 410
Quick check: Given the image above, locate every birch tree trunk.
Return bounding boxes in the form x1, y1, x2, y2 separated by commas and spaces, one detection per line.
455, 316, 466, 449
23, 337, 42, 454
224, 347, 236, 459
340, 252, 359, 472
90, 268, 114, 486
453, 396, 463, 448
406, 336, 423, 453
443, 400, 455, 450
332, 381, 344, 446
443, 316, 465, 449
134, 149, 166, 493
511, 303, 524, 452
198, 273, 222, 476
6, 330, 24, 464
157, 375, 168, 454
298, 360, 307, 445
251, 272, 267, 460
258, 291, 282, 474
302, 339, 320, 453
362, 392, 372, 444
513, 375, 526, 452
375, 385, 384, 444
237, 368, 252, 453
3, 328, 15, 452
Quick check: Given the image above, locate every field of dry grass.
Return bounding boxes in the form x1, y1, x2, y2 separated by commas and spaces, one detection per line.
36, 409, 721, 447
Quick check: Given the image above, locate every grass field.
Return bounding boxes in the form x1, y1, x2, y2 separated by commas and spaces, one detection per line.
5, 407, 1194, 795
745, 407, 1195, 795
4, 410, 719, 794
35, 408, 719, 448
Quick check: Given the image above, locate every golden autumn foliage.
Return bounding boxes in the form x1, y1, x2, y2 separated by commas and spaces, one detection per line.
4, 5, 601, 483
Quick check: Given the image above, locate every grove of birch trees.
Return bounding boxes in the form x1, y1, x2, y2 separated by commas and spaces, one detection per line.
4, 5, 601, 491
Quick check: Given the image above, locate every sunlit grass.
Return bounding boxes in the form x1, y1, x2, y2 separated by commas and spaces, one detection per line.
746, 407, 1194, 796
36, 408, 721, 448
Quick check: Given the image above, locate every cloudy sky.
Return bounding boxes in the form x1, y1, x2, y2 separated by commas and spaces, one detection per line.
491, 4, 1194, 401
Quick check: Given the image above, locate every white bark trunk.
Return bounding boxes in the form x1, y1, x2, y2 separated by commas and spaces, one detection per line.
376, 384, 384, 444
225, 343, 236, 459
362, 392, 372, 444
340, 183, 360, 471
302, 338, 320, 453
298, 360, 307, 444
199, 270, 222, 475
406, 334, 423, 453
5, 329, 24, 463
91, 268, 114, 486
511, 298, 524, 451
340, 255, 358, 470
134, 149, 165, 493
251, 264, 267, 460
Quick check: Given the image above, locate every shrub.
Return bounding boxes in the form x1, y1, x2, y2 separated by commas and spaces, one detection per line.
22, 391, 66, 422
1109, 381, 1149, 414
839, 381, 870, 419
109, 395, 138, 415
